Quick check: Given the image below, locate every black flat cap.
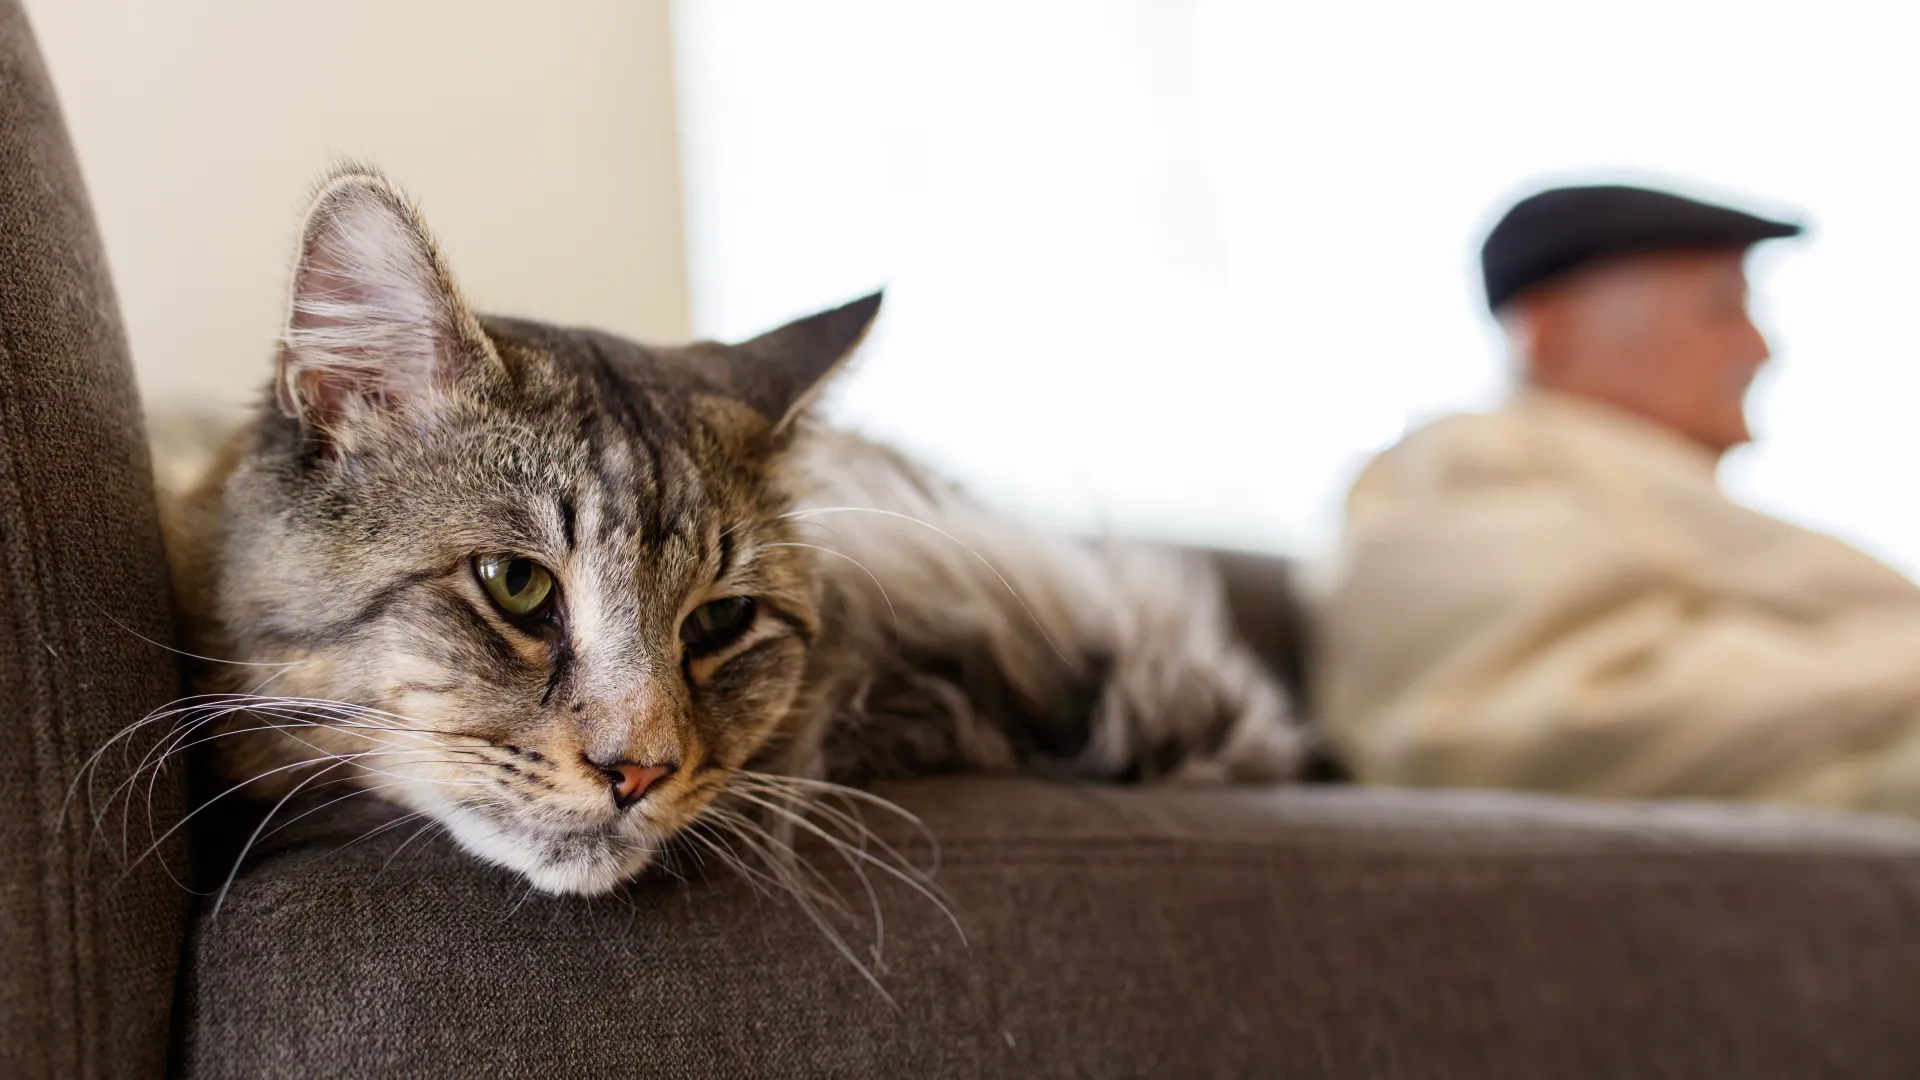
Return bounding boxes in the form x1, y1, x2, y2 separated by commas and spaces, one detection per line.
1481, 184, 1801, 311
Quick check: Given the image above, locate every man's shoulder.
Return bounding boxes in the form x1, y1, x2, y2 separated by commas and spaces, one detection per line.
1362, 405, 1553, 492
1394, 407, 1524, 454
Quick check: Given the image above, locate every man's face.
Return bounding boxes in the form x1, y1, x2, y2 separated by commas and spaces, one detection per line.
1522, 250, 1771, 455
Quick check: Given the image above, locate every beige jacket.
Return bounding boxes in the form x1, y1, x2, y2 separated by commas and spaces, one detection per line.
1315, 390, 1920, 816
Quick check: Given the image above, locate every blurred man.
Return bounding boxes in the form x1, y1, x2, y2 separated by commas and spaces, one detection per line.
1315, 183, 1920, 817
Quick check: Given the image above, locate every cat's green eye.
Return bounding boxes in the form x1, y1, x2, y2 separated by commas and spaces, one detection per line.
476, 555, 555, 617
681, 596, 756, 656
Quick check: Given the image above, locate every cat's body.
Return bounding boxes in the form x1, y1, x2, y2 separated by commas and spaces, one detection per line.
772, 426, 1298, 788
156, 167, 1303, 898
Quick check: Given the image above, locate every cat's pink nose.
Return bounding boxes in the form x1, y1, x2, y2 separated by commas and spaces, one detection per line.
596, 760, 673, 809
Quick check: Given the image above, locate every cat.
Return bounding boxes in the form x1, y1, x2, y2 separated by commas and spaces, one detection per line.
153, 165, 1306, 900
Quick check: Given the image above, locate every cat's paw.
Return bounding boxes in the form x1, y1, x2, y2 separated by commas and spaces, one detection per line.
1077, 636, 1308, 784
996, 544, 1311, 786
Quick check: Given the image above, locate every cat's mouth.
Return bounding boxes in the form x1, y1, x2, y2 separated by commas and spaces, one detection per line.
437, 803, 666, 896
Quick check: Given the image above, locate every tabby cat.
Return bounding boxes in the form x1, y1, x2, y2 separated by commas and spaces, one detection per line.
155, 166, 1304, 898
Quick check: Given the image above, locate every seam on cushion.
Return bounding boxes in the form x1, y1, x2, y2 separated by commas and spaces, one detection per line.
210, 849, 1920, 937
996, 847, 1918, 877
230, 835, 1920, 903
844, 826, 1920, 863
867, 782, 1920, 854
787, 841, 1920, 883
233, 814, 1920, 892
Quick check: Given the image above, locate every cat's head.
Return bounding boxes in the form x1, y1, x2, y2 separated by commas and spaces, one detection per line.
200, 166, 877, 895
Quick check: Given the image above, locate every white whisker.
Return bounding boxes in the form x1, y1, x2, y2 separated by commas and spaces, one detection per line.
763, 541, 899, 635
696, 806, 895, 1005
210, 754, 361, 919
724, 788, 965, 945
783, 504, 1069, 665
729, 769, 944, 874
86, 599, 311, 669
372, 818, 445, 884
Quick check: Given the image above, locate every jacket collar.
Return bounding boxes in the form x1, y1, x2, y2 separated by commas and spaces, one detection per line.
1508, 387, 1722, 485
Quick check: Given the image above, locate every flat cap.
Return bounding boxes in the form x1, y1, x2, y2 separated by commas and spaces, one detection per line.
1481, 184, 1801, 311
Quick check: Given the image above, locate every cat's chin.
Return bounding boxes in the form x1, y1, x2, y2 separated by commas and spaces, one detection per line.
516, 848, 654, 897
435, 806, 657, 897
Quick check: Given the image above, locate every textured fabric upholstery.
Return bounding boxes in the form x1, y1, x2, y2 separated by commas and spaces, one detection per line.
0, 3, 189, 1076
180, 780, 1920, 1079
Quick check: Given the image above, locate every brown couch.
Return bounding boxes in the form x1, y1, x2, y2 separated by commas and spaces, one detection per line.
9, 6, 1920, 1077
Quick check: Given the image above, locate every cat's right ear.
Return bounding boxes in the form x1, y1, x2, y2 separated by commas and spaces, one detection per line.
275, 166, 495, 438
725, 291, 883, 433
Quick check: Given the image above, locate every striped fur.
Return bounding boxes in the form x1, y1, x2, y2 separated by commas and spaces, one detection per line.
161, 166, 1304, 896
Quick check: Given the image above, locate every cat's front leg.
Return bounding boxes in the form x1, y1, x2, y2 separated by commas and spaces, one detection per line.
1021, 546, 1309, 785
1050, 630, 1306, 785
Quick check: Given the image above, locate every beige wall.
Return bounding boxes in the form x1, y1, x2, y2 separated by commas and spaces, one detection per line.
23, 0, 689, 413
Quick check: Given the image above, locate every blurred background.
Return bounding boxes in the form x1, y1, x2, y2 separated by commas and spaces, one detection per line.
24, 1, 1920, 572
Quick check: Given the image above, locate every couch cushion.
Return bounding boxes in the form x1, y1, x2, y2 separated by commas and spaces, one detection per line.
0, 2, 190, 1076
179, 779, 1920, 1079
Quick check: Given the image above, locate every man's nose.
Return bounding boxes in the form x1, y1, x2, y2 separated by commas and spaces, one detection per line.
587, 757, 676, 808
1741, 316, 1771, 366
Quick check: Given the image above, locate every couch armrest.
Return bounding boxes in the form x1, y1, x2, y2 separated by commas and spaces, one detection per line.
181, 779, 1920, 1078
0, 3, 188, 1076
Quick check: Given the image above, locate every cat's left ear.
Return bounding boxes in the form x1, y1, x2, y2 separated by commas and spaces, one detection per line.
725, 291, 883, 432
275, 165, 496, 435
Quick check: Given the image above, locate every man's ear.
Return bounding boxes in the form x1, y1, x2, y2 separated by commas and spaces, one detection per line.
725, 291, 883, 431
276, 164, 494, 434
1501, 291, 1565, 386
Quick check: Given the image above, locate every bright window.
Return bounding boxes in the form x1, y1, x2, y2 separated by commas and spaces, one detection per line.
675, 1, 1920, 572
